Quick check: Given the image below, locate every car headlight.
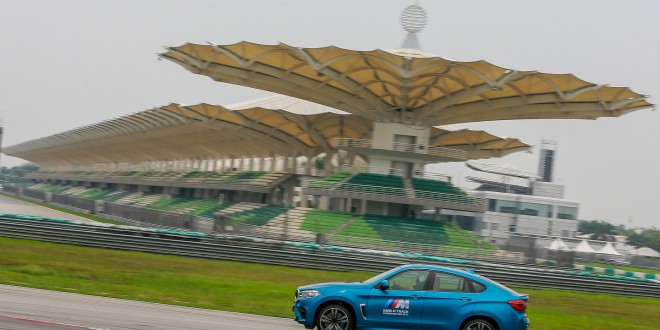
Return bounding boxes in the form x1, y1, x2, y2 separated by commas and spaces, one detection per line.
298, 290, 321, 298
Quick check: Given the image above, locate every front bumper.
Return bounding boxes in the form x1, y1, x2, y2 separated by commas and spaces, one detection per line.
293, 298, 316, 329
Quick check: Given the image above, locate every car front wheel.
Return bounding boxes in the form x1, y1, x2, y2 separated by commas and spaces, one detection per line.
462, 319, 495, 330
316, 304, 354, 330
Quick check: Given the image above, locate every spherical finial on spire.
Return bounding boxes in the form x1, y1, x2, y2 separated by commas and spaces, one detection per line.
400, 4, 428, 34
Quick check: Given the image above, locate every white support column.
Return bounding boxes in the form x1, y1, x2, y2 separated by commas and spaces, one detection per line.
324, 151, 335, 176
287, 155, 294, 172
305, 156, 312, 175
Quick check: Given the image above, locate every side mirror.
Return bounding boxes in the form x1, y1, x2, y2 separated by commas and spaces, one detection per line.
379, 280, 389, 290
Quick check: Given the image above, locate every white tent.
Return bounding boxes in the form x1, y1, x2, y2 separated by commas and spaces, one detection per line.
574, 239, 597, 253
628, 247, 659, 257
597, 242, 622, 256
548, 238, 571, 251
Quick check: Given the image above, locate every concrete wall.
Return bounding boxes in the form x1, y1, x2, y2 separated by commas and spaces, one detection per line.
369, 122, 430, 175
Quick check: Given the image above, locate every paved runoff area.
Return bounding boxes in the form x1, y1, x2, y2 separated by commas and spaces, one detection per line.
0, 193, 96, 223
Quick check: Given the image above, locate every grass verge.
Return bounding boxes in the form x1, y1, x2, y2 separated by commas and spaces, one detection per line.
0, 236, 658, 329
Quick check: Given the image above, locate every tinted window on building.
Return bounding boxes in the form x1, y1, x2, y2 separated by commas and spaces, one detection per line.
489, 199, 554, 218
557, 206, 578, 220
519, 202, 553, 217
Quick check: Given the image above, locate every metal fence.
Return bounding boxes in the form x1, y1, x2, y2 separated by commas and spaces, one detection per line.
21, 188, 46, 201
2, 185, 19, 194
0, 215, 658, 298
103, 202, 214, 234
2, 186, 509, 263
52, 194, 96, 211
213, 210, 517, 263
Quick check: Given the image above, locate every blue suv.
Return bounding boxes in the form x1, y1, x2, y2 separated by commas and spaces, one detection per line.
293, 264, 530, 330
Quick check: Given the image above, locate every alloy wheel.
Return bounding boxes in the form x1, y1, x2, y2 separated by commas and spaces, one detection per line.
466, 321, 493, 330
318, 307, 349, 330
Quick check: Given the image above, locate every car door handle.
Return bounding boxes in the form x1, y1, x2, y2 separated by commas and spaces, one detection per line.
460, 297, 472, 301
410, 294, 422, 299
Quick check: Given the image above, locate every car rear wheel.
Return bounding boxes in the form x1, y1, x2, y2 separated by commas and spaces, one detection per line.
462, 319, 495, 330
316, 304, 353, 330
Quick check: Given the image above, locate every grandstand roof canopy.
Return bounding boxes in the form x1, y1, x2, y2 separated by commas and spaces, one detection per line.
4, 95, 529, 166
162, 42, 653, 127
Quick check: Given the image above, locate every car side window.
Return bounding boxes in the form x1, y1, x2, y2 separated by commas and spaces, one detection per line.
388, 270, 431, 291
471, 281, 486, 293
430, 272, 469, 292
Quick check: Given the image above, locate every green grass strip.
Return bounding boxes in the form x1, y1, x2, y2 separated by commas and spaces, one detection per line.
0, 236, 658, 329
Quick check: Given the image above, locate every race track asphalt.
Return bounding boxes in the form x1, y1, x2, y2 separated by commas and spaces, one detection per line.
0, 284, 300, 330
0, 194, 94, 223
0, 195, 301, 329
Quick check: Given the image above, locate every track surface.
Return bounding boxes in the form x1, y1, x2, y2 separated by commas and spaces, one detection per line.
0, 194, 93, 223
0, 284, 298, 330
0, 195, 299, 329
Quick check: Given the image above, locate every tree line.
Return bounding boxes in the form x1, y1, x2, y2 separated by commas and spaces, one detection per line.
578, 220, 659, 252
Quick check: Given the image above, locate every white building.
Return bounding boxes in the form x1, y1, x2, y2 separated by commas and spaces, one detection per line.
436, 142, 580, 246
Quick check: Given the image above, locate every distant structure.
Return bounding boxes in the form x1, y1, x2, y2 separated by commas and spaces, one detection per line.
0, 125, 4, 169
537, 140, 557, 183
3, 2, 650, 253
433, 141, 579, 246
400, 3, 428, 49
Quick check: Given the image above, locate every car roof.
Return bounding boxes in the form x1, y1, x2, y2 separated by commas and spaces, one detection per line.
397, 264, 477, 277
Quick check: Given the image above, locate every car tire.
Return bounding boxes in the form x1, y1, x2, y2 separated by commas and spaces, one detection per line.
316, 304, 354, 330
462, 319, 495, 330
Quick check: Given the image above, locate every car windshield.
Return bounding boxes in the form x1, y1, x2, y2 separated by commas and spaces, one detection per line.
361, 266, 406, 284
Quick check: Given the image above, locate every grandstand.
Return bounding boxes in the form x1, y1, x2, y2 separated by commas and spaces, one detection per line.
2, 5, 652, 259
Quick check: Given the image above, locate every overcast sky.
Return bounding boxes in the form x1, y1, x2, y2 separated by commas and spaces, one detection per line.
1, 0, 658, 228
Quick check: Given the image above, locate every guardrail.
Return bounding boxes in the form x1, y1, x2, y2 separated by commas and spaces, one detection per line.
333, 138, 467, 160
0, 216, 658, 298
304, 180, 486, 208
337, 164, 452, 182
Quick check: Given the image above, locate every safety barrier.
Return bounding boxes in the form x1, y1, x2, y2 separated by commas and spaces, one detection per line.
573, 263, 657, 280
0, 215, 658, 298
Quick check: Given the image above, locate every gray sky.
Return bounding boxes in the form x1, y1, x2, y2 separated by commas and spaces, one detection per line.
1, 0, 658, 228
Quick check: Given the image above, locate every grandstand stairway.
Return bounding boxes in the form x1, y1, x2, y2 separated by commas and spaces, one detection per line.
262, 207, 315, 239
217, 202, 265, 216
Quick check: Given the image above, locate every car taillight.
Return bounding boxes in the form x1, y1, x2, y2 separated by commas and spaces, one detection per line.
508, 299, 527, 312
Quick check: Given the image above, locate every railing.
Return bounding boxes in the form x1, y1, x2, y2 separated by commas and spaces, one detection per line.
338, 164, 407, 177
333, 137, 372, 149
28, 171, 280, 189
303, 180, 485, 207
327, 234, 498, 258
412, 171, 452, 182
338, 164, 452, 182
334, 137, 467, 160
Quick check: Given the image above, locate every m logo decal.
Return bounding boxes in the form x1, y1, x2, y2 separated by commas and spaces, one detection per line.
384, 299, 410, 309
